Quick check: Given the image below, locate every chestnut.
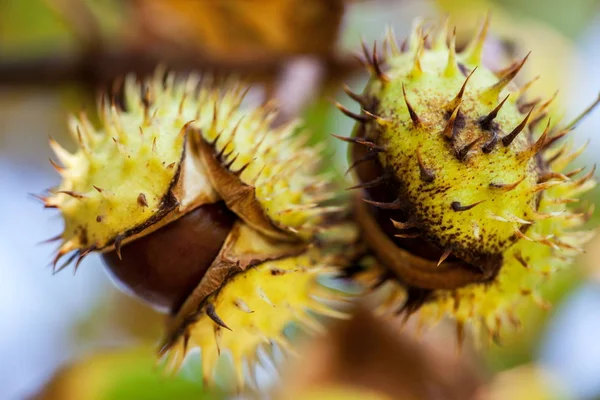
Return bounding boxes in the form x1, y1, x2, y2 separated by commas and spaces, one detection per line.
102, 202, 236, 314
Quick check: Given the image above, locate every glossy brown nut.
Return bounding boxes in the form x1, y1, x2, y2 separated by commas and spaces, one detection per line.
102, 202, 237, 314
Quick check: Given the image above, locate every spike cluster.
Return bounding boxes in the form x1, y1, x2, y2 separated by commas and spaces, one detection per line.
41, 68, 357, 390
338, 17, 597, 339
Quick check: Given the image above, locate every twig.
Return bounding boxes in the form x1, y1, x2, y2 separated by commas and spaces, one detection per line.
0, 49, 360, 90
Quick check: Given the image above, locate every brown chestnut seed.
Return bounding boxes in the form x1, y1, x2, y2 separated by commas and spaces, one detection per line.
102, 202, 237, 314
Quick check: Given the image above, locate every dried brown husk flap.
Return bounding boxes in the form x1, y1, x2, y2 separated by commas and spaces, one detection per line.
354, 195, 489, 290
160, 221, 307, 351
191, 127, 300, 243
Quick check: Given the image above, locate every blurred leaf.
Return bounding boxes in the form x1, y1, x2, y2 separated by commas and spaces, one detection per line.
36, 347, 220, 400
437, 0, 599, 39
278, 309, 482, 400
129, 0, 345, 61
480, 364, 568, 400
0, 0, 73, 55
491, 0, 599, 39
436, 0, 580, 104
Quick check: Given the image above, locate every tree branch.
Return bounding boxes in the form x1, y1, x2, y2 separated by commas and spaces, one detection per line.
0, 49, 360, 90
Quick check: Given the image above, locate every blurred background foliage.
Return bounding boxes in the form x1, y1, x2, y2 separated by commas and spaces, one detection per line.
2, 0, 600, 399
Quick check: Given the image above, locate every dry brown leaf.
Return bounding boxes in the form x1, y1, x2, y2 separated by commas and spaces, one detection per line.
277, 307, 484, 400
128, 0, 345, 62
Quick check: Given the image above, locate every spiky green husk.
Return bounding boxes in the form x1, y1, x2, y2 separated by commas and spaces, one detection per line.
45, 69, 334, 270
342, 17, 596, 337
358, 18, 549, 269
